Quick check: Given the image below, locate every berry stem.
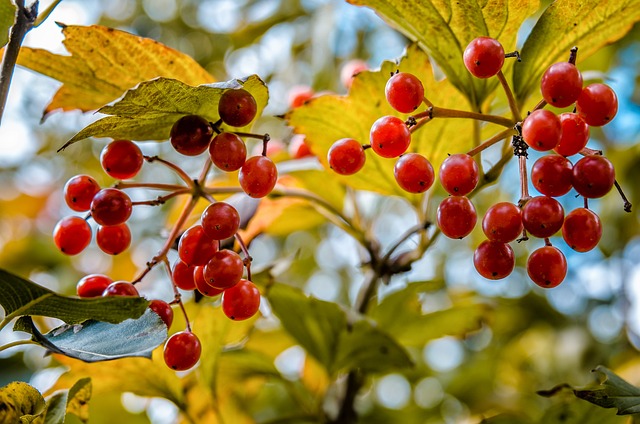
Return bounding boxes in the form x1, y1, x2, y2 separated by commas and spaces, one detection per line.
144, 155, 193, 186
504, 50, 521, 61
409, 116, 432, 133
198, 157, 213, 185
614, 180, 633, 213
114, 182, 185, 191
380, 221, 431, 265
568, 46, 578, 65
466, 128, 518, 157
234, 232, 253, 281
162, 257, 191, 332
496, 70, 522, 122
422, 96, 434, 108
131, 189, 191, 207
518, 155, 530, 201
430, 106, 514, 127
531, 99, 548, 112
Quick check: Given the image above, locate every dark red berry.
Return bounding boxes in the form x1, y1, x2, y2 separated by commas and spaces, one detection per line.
201, 202, 240, 240
531, 155, 573, 197
394, 153, 435, 193
209, 132, 247, 172
64, 175, 100, 212
438, 154, 479, 196
562, 208, 602, 252
178, 225, 218, 266
96, 223, 131, 255
437, 196, 477, 239
221, 279, 261, 321
370, 116, 411, 158
170, 115, 214, 156
482, 202, 523, 243
576, 83, 618, 127
555, 113, 590, 157
163, 331, 201, 371
527, 246, 567, 288
522, 196, 564, 238
149, 299, 174, 328
193, 265, 224, 297
238, 156, 278, 198
203, 250, 244, 290
571, 155, 615, 198
463, 37, 505, 79
218, 88, 258, 127
102, 281, 139, 297
172, 260, 196, 291
90, 188, 132, 226
540, 62, 583, 108
53, 216, 92, 255
473, 240, 515, 280
328, 138, 366, 175
77, 274, 112, 298
522, 109, 562, 151
100, 140, 143, 180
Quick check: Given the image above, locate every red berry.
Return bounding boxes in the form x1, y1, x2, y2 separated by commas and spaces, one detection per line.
522, 109, 562, 151
473, 240, 515, 280
288, 134, 314, 159
53, 216, 92, 255
221, 279, 261, 321
170, 115, 213, 156
555, 113, 590, 157
102, 281, 139, 297
64, 175, 100, 212
340, 59, 368, 89
209, 132, 247, 172
385, 72, 424, 113
201, 202, 240, 240
527, 246, 567, 288
163, 331, 201, 371
96, 223, 131, 255
482, 202, 523, 243
90, 188, 132, 226
531, 155, 573, 197
438, 154, 479, 196
463, 37, 505, 79
218, 88, 258, 127
203, 250, 244, 290
571, 155, 615, 198
149, 299, 174, 328
522, 196, 564, 238
288, 85, 314, 108
328, 138, 366, 175
76, 274, 112, 298
100, 140, 143, 180
437, 196, 477, 239
370, 116, 411, 158
238, 156, 278, 198
562, 208, 602, 252
576, 83, 618, 127
540, 62, 583, 108
178, 225, 219, 266
172, 260, 196, 291
193, 265, 224, 297
393, 153, 435, 193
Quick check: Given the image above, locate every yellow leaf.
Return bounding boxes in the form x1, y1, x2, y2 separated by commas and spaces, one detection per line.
0, 381, 45, 423
300, 355, 330, 398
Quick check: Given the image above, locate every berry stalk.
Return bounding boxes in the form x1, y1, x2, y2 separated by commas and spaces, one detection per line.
496, 70, 522, 122
466, 127, 518, 157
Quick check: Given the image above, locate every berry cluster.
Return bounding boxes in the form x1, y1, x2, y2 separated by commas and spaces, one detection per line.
53, 88, 271, 371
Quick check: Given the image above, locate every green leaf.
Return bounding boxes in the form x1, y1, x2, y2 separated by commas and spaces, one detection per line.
0, 269, 149, 326
347, 0, 539, 105
14, 309, 166, 362
0, 0, 15, 48
513, 0, 640, 102
34, 378, 91, 424
0, 381, 45, 424
574, 366, 640, 415
61, 75, 269, 149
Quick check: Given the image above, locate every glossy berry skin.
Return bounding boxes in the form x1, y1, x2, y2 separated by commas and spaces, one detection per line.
170, 115, 214, 156
482, 202, 523, 243
90, 188, 132, 226
522, 196, 564, 238
218, 88, 258, 127
463, 37, 505, 79
163, 331, 201, 371
96, 223, 131, 255
555, 113, 590, 157
571, 155, 615, 198
201, 202, 240, 240
394, 153, 435, 193
193, 265, 224, 297
531, 155, 573, 197
102, 281, 139, 297
222, 279, 261, 321
369, 116, 411, 158
64, 175, 101, 212
239, 156, 278, 198
576, 83, 618, 127
328, 138, 366, 175
540, 62, 583, 108
527, 246, 567, 288
385, 72, 424, 113
172, 260, 196, 291
203, 250, 244, 289
473, 240, 515, 280
209, 132, 247, 172
149, 299, 174, 328
437, 196, 477, 239
562, 208, 602, 252
77, 274, 112, 298
522, 109, 562, 151
438, 154, 479, 196
53, 216, 92, 255
100, 140, 143, 180
178, 225, 218, 266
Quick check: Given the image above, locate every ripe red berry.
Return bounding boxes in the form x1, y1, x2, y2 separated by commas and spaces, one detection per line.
149, 299, 174, 328
576, 83, 618, 127
222, 279, 261, 321
527, 246, 567, 288
288, 85, 314, 108
76, 274, 112, 298
100, 140, 143, 180
482, 202, 523, 243
288, 134, 314, 159
463, 37, 505, 79
522, 196, 564, 238
201, 202, 240, 240
53, 216, 92, 255
172, 260, 196, 291
238, 156, 278, 198
96, 223, 131, 255
522, 109, 562, 151
102, 281, 139, 297
531, 155, 573, 197
369, 116, 411, 158
209, 132, 247, 172
473, 240, 515, 280
170, 115, 214, 156
393, 153, 435, 193
438, 154, 479, 196
540, 62, 583, 108
163, 331, 201, 371
328, 138, 366, 175
203, 250, 244, 290
218, 88, 258, 127
555, 113, 590, 157
178, 225, 219, 266
562, 208, 602, 252
193, 265, 224, 297
90, 188, 132, 226
571, 155, 615, 198
385, 72, 424, 113
437, 196, 477, 239
64, 175, 100, 212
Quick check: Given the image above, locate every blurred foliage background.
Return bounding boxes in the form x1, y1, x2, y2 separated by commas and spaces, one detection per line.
0, 0, 639, 423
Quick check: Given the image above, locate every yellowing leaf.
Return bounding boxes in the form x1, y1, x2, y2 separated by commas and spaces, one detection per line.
33, 378, 92, 424
0, 0, 15, 48
0, 381, 45, 423
16, 24, 214, 118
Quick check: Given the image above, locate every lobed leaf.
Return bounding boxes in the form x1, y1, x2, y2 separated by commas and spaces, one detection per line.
574, 366, 640, 415
0, 0, 15, 48
0, 381, 45, 424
